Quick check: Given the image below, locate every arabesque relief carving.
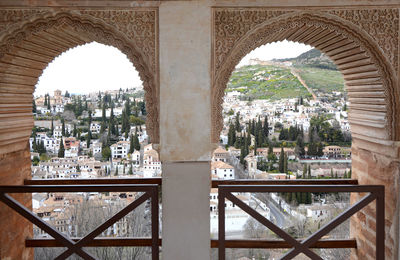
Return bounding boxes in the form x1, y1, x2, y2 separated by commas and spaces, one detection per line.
0, 8, 159, 143
212, 9, 398, 143
328, 9, 399, 71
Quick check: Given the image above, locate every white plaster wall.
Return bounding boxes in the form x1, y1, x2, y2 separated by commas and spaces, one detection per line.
159, 1, 212, 161
162, 162, 211, 260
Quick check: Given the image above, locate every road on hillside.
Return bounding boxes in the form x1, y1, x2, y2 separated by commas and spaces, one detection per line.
290, 68, 317, 100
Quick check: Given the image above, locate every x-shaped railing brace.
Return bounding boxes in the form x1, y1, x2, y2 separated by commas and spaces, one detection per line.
218, 185, 384, 260
0, 185, 159, 260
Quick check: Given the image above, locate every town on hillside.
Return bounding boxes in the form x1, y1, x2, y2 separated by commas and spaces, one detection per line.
30, 49, 352, 259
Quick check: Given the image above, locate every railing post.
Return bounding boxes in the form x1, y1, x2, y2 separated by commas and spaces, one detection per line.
218, 187, 225, 260
151, 186, 160, 260
376, 186, 385, 260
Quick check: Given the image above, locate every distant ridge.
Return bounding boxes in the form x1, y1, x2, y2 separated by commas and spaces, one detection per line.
275, 48, 337, 70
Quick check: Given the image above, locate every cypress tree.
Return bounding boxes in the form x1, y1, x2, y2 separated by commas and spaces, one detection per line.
44, 94, 48, 107
330, 168, 334, 178
100, 99, 107, 133
129, 134, 134, 154
73, 124, 77, 137
87, 130, 91, 148
278, 147, 285, 173
228, 123, 236, 147
235, 112, 241, 132
115, 166, 119, 176
263, 116, 269, 138
283, 152, 288, 173
58, 138, 65, 158
295, 135, 305, 158
32, 135, 37, 152
47, 94, 50, 110
240, 145, 245, 165
32, 99, 37, 113
128, 165, 133, 175
307, 165, 311, 179
133, 130, 140, 151
61, 118, 65, 136
349, 169, 352, 178
51, 118, 54, 136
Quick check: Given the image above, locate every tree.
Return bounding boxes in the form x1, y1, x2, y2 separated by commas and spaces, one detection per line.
115, 166, 119, 176
307, 165, 311, 179
87, 130, 92, 149
128, 164, 133, 175
102, 146, 111, 161
283, 152, 288, 174
129, 134, 135, 154
44, 94, 48, 107
100, 98, 107, 133
61, 118, 65, 136
58, 138, 65, 158
32, 99, 37, 113
51, 118, 54, 136
47, 94, 51, 110
133, 131, 140, 151
73, 124, 77, 137
294, 135, 305, 158
278, 147, 285, 173
263, 116, 269, 138
227, 123, 236, 147
235, 112, 241, 132
330, 168, 334, 178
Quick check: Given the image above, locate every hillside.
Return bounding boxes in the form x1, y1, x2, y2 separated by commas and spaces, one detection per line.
227, 64, 311, 100
226, 49, 345, 99
284, 48, 337, 70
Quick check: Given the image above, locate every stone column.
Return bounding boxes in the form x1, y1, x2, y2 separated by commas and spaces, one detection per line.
350, 138, 400, 260
0, 146, 33, 260
159, 1, 213, 259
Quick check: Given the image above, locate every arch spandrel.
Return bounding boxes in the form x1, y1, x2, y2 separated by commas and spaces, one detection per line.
0, 10, 159, 155
212, 9, 399, 144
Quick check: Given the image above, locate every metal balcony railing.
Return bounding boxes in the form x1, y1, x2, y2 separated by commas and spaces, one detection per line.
0, 178, 384, 260
217, 182, 384, 260
0, 183, 159, 260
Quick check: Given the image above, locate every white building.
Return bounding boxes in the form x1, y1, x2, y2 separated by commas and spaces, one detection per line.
211, 161, 235, 180
143, 144, 161, 177
90, 122, 101, 134
92, 142, 102, 155
110, 141, 130, 159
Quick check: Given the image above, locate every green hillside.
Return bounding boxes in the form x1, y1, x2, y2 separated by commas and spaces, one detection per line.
295, 67, 344, 93
227, 65, 311, 100
227, 49, 345, 99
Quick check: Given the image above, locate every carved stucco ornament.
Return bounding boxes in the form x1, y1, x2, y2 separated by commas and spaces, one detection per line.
0, 8, 159, 143
212, 9, 398, 143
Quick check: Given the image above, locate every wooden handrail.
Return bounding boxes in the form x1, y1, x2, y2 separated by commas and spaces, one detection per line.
24, 178, 358, 187
26, 238, 357, 249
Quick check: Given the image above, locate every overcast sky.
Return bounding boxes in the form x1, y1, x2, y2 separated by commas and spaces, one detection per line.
34, 40, 312, 97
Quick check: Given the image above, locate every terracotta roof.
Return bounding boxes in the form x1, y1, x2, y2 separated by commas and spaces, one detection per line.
213, 147, 229, 154
211, 161, 233, 170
